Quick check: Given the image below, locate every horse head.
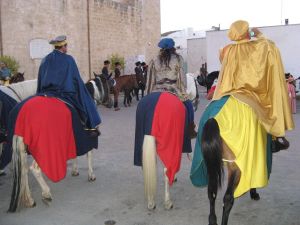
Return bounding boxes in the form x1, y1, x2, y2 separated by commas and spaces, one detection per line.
9, 72, 25, 84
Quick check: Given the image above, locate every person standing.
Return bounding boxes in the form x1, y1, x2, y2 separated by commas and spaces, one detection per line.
0, 62, 11, 85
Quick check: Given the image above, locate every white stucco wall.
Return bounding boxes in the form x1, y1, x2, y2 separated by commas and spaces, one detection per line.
187, 38, 206, 73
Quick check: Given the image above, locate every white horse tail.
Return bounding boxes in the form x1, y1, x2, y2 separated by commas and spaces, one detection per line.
142, 135, 157, 210
8, 135, 35, 212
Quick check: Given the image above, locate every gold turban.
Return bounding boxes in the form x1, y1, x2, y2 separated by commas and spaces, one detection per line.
228, 20, 249, 41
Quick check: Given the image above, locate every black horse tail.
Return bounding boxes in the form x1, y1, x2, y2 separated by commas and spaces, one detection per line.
201, 118, 224, 191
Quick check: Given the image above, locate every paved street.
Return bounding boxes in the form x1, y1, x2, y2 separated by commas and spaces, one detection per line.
0, 91, 299, 225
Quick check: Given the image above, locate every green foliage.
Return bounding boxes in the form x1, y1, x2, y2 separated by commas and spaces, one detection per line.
0, 55, 20, 75
109, 54, 125, 71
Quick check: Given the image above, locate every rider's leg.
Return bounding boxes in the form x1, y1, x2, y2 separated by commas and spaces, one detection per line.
183, 100, 197, 139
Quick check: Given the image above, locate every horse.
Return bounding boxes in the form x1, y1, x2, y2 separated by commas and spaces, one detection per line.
190, 96, 275, 225
7, 92, 100, 212
0, 80, 97, 183
197, 71, 219, 93
85, 73, 113, 108
134, 74, 199, 210
112, 74, 138, 110
186, 73, 200, 111
9, 72, 25, 84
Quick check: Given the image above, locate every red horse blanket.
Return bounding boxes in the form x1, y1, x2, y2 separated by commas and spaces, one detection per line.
15, 96, 76, 182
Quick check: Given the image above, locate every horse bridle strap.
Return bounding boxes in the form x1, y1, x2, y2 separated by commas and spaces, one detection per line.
7, 86, 22, 102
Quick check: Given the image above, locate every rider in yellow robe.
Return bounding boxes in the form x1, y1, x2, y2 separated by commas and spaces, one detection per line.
191, 20, 294, 198
214, 20, 294, 137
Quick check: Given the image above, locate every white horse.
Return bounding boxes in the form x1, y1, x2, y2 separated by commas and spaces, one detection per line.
0, 80, 97, 212
135, 94, 193, 210
186, 72, 200, 111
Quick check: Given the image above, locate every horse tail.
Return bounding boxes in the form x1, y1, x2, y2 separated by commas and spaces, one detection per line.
201, 118, 224, 191
142, 135, 157, 209
8, 135, 25, 212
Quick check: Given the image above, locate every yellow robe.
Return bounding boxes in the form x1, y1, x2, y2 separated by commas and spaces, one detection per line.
213, 37, 294, 137
215, 96, 268, 198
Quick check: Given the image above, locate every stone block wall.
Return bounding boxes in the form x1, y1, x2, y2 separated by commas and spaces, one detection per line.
0, 0, 160, 80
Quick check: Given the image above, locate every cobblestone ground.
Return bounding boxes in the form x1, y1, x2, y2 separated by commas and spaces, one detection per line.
0, 91, 299, 225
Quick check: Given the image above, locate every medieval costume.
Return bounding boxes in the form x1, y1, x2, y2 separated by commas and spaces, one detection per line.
147, 38, 197, 138
37, 36, 101, 129
191, 20, 294, 198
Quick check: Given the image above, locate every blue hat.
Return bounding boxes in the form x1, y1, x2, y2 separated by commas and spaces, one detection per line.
158, 38, 175, 49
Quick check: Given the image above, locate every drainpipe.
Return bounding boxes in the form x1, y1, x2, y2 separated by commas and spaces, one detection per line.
87, 0, 91, 79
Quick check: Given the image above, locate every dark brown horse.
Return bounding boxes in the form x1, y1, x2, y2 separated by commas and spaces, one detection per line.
112, 75, 138, 110
9, 72, 25, 84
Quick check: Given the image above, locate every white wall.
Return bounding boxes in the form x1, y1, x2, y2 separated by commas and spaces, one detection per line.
206, 24, 300, 75
187, 38, 206, 73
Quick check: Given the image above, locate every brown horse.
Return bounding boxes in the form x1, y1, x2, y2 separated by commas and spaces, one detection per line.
112, 75, 138, 110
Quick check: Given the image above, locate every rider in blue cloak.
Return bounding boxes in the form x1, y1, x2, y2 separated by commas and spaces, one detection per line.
37, 35, 101, 135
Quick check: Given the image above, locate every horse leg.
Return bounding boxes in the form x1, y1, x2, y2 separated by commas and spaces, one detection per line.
8, 136, 35, 212
207, 181, 218, 225
250, 188, 260, 200
71, 158, 79, 176
221, 165, 241, 225
30, 160, 52, 205
114, 91, 120, 111
163, 168, 173, 210
87, 150, 96, 182
141, 88, 144, 98
123, 91, 127, 107
135, 88, 139, 101
142, 135, 157, 210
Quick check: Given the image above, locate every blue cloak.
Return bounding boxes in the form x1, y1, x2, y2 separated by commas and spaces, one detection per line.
37, 50, 101, 128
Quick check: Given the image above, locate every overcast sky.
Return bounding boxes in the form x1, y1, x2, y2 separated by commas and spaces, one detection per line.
160, 0, 300, 33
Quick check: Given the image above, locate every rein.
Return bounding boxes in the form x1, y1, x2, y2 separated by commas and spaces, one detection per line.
7, 86, 22, 102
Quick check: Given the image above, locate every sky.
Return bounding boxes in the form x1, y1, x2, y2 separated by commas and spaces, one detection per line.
160, 0, 300, 33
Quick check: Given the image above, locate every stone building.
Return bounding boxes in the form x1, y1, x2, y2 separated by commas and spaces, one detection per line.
0, 0, 160, 80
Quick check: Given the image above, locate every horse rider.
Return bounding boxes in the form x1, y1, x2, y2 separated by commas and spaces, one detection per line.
147, 38, 197, 138
214, 20, 294, 150
37, 35, 101, 136
0, 62, 11, 86
101, 60, 115, 86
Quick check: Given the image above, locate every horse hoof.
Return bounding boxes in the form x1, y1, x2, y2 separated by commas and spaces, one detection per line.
147, 203, 156, 210
71, 171, 79, 176
88, 175, 96, 182
164, 200, 173, 210
27, 201, 36, 208
42, 196, 52, 206
250, 193, 260, 201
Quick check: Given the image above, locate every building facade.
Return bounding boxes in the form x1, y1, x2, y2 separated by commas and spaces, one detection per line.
0, 0, 160, 80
